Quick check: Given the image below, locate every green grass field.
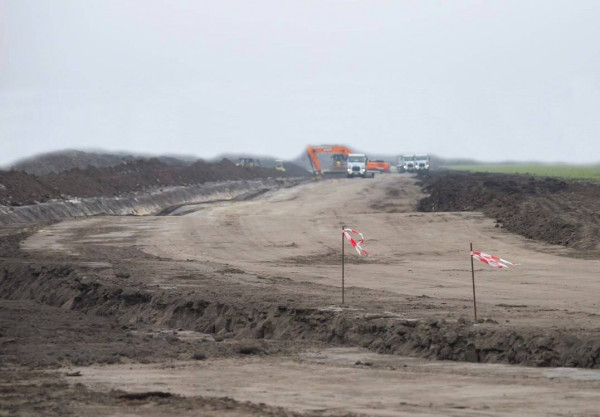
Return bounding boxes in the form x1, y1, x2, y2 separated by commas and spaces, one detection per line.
447, 164, 600, 181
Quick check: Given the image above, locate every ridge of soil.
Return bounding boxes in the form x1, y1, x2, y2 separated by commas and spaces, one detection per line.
0, 158, 309, 207
2, 259, 599, 370
415, 171, 600, 255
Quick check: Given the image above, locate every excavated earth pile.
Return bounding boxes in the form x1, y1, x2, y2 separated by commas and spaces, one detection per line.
0, 158, 309, 206
416, 171, 600, 255
0, 158, 310, 225
2, 260, 599, 369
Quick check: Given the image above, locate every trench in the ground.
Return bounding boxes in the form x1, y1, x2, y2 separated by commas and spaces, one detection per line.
0, 177, 309, 226
1, 261, 599, 369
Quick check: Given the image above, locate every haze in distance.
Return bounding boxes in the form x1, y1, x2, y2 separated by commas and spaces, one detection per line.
1, 0, 599, 167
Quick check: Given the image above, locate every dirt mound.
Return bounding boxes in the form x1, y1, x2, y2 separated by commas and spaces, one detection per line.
2, 259, 600, 369
0, 158, 310, 206
415, 171, 600, 254
9, 150, 193, 175
280, 162, 311, 177
10, 150, 139, 175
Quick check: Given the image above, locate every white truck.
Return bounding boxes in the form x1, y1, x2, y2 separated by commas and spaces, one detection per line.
414, 155, 430, 171
346, 153, 374, 178
397, 155, 416, 173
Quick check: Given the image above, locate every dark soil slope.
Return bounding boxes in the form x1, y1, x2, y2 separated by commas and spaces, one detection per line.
0, 158, 309, 206
10, 150, 193, 175
416, 171, 600, 254
10, 150, 138, 175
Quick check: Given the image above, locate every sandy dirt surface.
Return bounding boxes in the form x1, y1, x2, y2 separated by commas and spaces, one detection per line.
24, 175, 600, 328
2, 174, 600, 416
69, 347, 600, 417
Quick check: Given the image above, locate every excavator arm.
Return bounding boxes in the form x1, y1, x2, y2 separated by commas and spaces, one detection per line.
306, 145, 322, 175
306, 145, 353, 176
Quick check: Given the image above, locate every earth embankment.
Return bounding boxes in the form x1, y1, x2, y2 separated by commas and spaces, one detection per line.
0, 155, 310, 225
0, 178, 307, 225
2, 260, 599, 369
416, 171, 600, 256
0, 158, 309, 207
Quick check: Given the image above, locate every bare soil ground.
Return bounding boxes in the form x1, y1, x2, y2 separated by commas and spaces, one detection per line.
2, 173, 600, 416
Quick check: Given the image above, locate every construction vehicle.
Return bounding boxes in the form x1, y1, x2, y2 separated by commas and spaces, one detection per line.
275, 159, 286, 172
397, 155, 415, 173
306, 145, 353, 176
414, 155, 430, 171
366, 160, 389, 173
347, 153, 374, 178
236, 158, 261, 168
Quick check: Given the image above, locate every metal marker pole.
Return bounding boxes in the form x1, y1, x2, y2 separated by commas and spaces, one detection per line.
470, 242, 478, 322
341, 226, 345, 306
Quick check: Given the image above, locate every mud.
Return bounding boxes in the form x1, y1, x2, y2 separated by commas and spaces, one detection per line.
415, 171, 600, 256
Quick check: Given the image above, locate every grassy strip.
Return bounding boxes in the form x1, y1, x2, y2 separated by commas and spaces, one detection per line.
447, 164, 600, 181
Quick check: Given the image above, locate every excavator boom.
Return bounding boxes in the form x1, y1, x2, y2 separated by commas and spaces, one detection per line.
306, 145, 354, 176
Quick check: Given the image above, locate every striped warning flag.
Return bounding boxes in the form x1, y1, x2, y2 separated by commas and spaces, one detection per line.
471, 251, 513, 269
343, 228, 369, 256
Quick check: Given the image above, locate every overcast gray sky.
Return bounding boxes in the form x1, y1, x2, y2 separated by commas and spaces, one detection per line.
1, 0, 599, 166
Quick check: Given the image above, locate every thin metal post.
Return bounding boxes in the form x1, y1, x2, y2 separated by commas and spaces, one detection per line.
341, 226, 345, 305
470, 242, 478, 322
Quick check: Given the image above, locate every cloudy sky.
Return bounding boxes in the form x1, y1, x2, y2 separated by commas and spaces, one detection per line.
1, 0, 599, 166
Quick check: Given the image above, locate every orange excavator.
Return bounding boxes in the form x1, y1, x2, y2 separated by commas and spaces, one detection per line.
306, 145, 353, 176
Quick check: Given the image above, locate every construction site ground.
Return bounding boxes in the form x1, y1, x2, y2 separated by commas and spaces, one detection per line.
2, 174, 600, 416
